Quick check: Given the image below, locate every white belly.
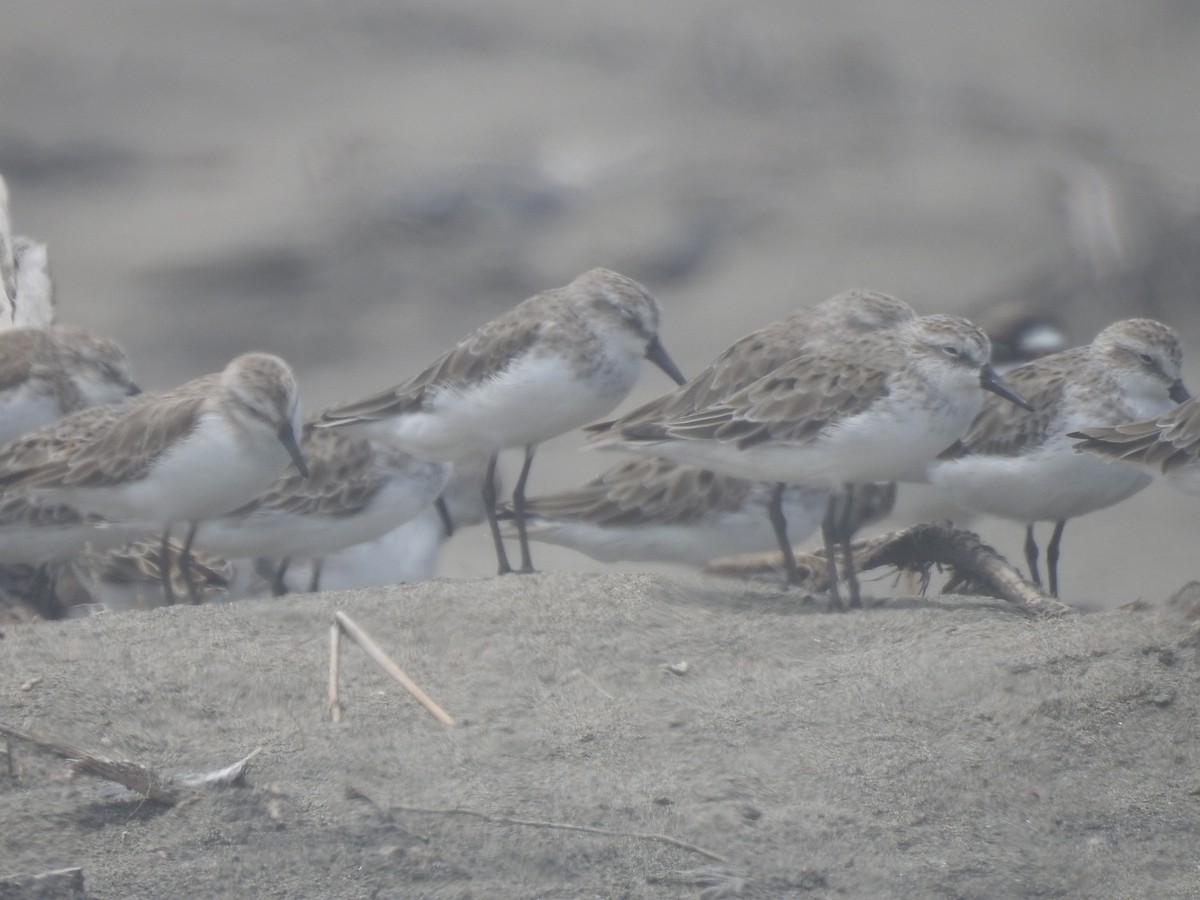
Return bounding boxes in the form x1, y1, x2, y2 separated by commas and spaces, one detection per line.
45, 414, 292, 524
624, 392, 978, 487
380, 352, 640, 460
930, 446, 1152, 523
0, 385, 61, 444
277, 507, 449, 591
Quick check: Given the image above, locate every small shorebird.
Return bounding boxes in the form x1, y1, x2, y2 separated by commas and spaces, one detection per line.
931, 318, 1188, 596
0, 325, 139, 444
315, 267, 686, 575
0, 353, 308, 597
591, 314, 1030, 606
586, 288, 916, 589
55, 535, 234, 616
273, 453, 498, 592
589, 315, 1027, 483
500, 454, 896, 568
189, 426, 449, 594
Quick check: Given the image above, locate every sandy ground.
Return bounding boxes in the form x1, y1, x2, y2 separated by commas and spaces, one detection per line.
4, 1, 1200, 896
3, 575, 1200, 898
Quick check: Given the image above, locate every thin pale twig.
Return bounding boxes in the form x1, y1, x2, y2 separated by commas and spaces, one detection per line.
389, 801, 727, 863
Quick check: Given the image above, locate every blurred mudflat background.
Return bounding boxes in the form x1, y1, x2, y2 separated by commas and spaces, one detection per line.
3, 2, 1200, 896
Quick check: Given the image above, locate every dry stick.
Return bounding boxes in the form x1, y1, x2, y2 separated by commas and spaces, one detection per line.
327, 618, 343, 724
706, 522, 1074, 617
331, 611, 455, 726
388, 802, 727, 864
0, 720, 190, 805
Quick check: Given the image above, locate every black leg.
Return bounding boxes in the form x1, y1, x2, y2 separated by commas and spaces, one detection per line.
271, 558, 291, 597
160, 525, 176, 605
1023, 524, 1041, 588
308, 559, 323, 594
837, 484, 862, 609
179, 522, 200, 604
482, 452, 512, 575
821, 497, 845, 612
768, 483, 801, 585
434, 496, 455, 538
1046, 519, 1067, 598
512, 444, 537, 574
30, 564, 61, 619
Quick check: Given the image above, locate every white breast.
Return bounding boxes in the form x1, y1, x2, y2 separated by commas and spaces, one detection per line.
387, 350, 642, 460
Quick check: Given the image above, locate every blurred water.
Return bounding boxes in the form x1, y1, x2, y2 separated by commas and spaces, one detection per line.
3, 0, 1200, 603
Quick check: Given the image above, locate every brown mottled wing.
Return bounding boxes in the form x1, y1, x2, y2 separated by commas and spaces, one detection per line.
0, 401, 129, 478
524, 456, 752, 526
0, 493, 92, 527
589, 317, 813, 434
1070, 397, 1200, 473
95, 536, 232, 589
938, 357, 1077, 459
231, 428, 383, 518
318, 300, 545, 426
621, 353, 890, 449
0, 392, 204, 489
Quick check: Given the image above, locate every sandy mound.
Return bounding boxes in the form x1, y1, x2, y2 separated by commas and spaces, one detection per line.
3, 573, 1198, 897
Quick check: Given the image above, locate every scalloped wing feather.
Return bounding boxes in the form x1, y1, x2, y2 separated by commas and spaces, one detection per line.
1, 393, 204, 490
940, 356, 1078, 459
525, 457, 751, 526
624, 356, 890, 449
1072, 397, 1200, 473
319, 308, 543, 425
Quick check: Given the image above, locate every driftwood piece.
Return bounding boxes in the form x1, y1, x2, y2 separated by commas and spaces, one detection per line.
706, 522, 1074, 617
0, 866, 85, 899
0, 720, 190, 804
0, 721, 262, 804
0, 173, 15, 314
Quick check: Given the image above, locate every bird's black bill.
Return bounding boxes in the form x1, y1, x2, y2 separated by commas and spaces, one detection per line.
645, 336, 686, 385
277, 423, 310, 478
980, 364, 1034, 412
1169, 379, 1191, 404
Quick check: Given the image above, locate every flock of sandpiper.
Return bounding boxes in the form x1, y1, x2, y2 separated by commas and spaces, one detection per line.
1, 172, 1197, 617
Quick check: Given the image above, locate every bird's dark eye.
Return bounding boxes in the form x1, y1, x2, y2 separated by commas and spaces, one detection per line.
942, 345, 961, 358
1137, 352, 1155, 367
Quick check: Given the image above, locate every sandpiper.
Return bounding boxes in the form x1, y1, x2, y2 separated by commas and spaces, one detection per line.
315, 268, 685, 575
931, 318, 1188, 596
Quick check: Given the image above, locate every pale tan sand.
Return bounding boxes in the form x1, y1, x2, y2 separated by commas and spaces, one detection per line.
2, 573, 1198, 897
